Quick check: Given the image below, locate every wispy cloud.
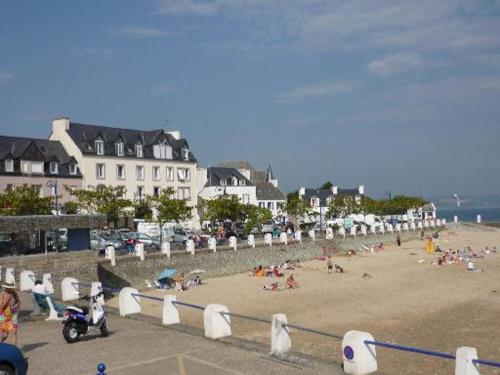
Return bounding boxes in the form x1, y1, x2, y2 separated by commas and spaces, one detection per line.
155, 0, 218, 16
368, 52, 424, 77
72, 47, 114, 60
150, 82, 174, 97
275, 81, 358, 103
111, 26, 172, 38
0, 70, 14, 87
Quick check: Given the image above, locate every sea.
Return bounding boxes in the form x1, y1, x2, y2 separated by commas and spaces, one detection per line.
436, 207, 500, 223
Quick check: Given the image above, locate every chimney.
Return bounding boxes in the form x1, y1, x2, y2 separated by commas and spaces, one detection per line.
167, 130, 180, 140
358, 185, 365, 195
299, 187, 305, 197
52, 117, 70, 132
331, 185, 338, 195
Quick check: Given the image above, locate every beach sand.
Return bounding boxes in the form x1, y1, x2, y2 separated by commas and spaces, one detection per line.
111, 224, 500, 375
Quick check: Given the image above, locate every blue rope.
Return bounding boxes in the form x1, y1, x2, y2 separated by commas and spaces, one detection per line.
473, 358, 500, 368
364, 340, 455, 360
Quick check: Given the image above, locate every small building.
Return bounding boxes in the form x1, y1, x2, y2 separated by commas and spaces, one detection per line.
0, 135, 83, 203
298, 185, 365, 227
197, 166, 256, 204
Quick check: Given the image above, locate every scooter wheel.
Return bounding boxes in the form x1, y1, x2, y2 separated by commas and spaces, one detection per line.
63, 322, 80, 343
100, 323, 109, 337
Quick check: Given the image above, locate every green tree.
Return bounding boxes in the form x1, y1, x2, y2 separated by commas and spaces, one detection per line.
63, 201, 79, 214
147, 187, 192, 243
244, 205, 272, 234
134, 199, 153, 220
0, 186, 52, 215
320, 181, 334, 190
202, 195, 247, 224
282, 195, 311, 229
326, 196, 362, 218
68, 185, 131, 227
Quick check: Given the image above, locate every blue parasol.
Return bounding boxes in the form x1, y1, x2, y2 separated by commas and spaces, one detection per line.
158, 268, 177, 280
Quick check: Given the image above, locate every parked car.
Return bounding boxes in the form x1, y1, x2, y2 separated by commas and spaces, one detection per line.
126, 232, 160, 249
90, 233, 122, 254
261, 220, 276, 234
168, 227, 188, 244
0, 343, 28, 375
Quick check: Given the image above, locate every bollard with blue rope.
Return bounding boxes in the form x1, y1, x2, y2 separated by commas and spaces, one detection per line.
96, 363, 106, 375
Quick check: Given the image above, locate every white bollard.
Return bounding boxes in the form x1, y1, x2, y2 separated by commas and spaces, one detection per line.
379, 225, 385, 234
326, 227, 334, 240
61, 277, 80, 301
186, 239, 195, 255
455, 347, 480, 375
45, 296, 62, 321
387, 224, 394, 233
442, 219, 447, 226
208, 237, 217, 252
135, 243, 145, 260
204, 304, 231, 340
350, 226, 357, 238
308, 229, 315, 241
20, 270, 35, 292
247, 234, 255, 248
105, 245, 116, 266
370, 226, 376, 235
43, 273, 55, 295
294, 230, 302, 243
476, 215, 481, 224
424, 221, 430, 228
410, 222, 416, 231
395, 223, 401, 232
430, 220, 436, 228
265, 233, 273, 246
339, 227, 346, 238
119, 287, 141, 316
5, 268, 15, 285
161, 241, 171, 258
162, 295, 180, 325
418, 221, 423, 230
271, 313, 291, 355
229, 236, 237, 250
454, 215, 458, 224
361, 225, 367, 236
280, 232, 288, 245
342, 330, 377, 375
91, 281, 105, 305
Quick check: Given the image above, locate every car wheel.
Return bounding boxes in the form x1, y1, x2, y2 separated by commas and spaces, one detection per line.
0, 364, 14, 375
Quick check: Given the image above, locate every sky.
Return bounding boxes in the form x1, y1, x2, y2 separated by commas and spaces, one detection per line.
1, 0, 500, 198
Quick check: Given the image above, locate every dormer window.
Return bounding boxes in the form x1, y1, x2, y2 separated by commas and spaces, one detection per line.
239, 179, 246, 186
69, 163, 77, 175
50, 161, 58, 174
135, 144, 143, 158
95, 139, 104, 155
310, 197, 320, 207
182, 148, 189, 161
232, 177, 238, 186
153, 140, 172, 160
115, 141, 124, 156
5, 159, 13, 172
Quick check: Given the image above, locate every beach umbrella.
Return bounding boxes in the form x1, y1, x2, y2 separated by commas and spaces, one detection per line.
158, 268, 177, 280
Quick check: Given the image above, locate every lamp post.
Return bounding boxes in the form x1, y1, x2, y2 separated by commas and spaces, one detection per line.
47, 180, 59, 252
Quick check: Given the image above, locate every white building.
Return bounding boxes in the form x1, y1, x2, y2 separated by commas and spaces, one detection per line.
50, 117, 199, 228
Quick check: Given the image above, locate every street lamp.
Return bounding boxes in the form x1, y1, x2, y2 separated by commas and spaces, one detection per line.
47, 180, 59, 252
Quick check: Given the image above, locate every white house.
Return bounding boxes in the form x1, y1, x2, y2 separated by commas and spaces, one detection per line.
50, 117, 199, 228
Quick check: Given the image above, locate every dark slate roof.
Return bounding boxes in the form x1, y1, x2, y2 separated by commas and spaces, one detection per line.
252, 171, 285, 201
205, 167, 253, 187
302, 188, 335, 206
66, 122, 196, 162
337, 188, 360, 197
219, 161, 255, 170
0, 135, 81, 177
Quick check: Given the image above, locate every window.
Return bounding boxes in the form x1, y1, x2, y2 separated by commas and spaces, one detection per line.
116, 164, 125, 180
220, 179, 226, 186
153, 143, 172, 159
21, 161, 29, 173
166, 167, 174, 181
182, 148, 189, 161
267, 202, 274, 210
50, 161, 58, 174
177, 187, 191, 201
259, 202, 265, 208
153, 186, 160, 197
69, 163, 77, 175
135, 144, 143, 158
117, 186, 126, 198
115, 142, 124, 156
231, 177, 237, 186
177, 168, 190, 181
137, 186, 145, 200
242, 194, 250, 204
239, 179, 246, 186
96, 163, 105, 179
152, 166, 160, 181
310, 197, 320, 207
31, 162, 43, 174
136, 165, 144, 180
5, 159, 13, 172
95, 139, 104, 155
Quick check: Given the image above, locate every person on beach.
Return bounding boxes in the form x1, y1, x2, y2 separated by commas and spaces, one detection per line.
0, 283, 20, 346
327, 256, 334, 274
396, 234, 401, 247
286, 275, 299, 289
255, 265, 265, 277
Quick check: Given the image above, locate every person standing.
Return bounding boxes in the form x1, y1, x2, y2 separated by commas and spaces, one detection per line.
0, 283, 20, 346
327, 256, 334, 274
396, 233, 401, 247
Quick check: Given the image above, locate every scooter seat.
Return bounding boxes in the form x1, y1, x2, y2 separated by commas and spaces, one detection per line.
67, 306, 88, 315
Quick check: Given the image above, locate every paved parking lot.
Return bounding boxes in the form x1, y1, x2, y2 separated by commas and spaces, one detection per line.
17, 293, 343, 375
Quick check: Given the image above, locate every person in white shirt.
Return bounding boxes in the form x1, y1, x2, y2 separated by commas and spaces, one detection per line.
32, 280, 48, 296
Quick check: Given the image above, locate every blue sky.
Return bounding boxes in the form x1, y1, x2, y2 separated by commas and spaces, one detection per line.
1, 0, 500, 197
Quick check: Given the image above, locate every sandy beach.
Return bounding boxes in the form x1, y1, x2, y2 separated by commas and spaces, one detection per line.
111, 224, 500, 375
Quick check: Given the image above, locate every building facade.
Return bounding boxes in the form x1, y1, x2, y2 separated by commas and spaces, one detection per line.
197, 166, 257, 204
50, 118, 199, 227
0, 135, 83, 203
